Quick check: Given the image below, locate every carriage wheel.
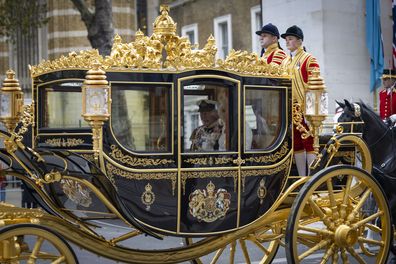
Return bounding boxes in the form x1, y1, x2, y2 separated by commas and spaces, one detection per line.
285, 165, 392, 263
0, 224, 78, 264
185, 223, 282, 264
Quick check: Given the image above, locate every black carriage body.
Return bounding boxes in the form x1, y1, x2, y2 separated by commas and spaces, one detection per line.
30, 69, 292, 235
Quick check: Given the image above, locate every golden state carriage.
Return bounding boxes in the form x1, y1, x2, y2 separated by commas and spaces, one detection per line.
0, 5, 393, 264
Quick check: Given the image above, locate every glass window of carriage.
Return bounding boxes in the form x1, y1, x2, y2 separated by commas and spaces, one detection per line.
41, 82, 89, 129
111, 84, 171, 153
183, 79, 237, 152
245, 88, 282, 151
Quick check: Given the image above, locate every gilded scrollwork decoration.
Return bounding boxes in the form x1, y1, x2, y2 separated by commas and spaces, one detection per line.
106, 162, 177, 195
109, 145, 174, 167
257, 179, 267, 204
15, 103, 34, 143
245, 142, 289, 164
181, 170, 238, 195
61, 179, 92, 207
45, 138, 85, 147
188, 181, 231, 223
241, 157, 291, 191
30, 5, 290, 78
292, 102, 313, 139
141, 183, 155, 211
184, 156, 233, 165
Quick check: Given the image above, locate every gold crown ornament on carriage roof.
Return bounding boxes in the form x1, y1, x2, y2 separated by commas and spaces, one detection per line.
29, 5, 290, 77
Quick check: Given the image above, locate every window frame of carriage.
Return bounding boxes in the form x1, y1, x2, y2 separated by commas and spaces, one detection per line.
179, 75, 240, 154
243, 85, 288, 153
37, 79, 90, 132
108, 81, 174, 155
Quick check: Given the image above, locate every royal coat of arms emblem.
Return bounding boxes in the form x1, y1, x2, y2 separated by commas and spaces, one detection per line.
188, 181, 231, 222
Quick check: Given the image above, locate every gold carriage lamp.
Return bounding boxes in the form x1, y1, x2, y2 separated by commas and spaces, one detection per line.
304, 68, 328, 154
0, 69, 24, 133
82, 62, 111, 162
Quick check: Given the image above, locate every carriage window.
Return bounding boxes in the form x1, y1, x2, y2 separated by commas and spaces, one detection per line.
111, 84, 171, 152
183, 80, 237, 152
245, 88, 282, 150
44, 84, 88, 128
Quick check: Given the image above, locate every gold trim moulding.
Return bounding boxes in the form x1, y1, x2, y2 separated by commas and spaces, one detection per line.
245, 141, 290, 164
109, 145, 174, 167
241, 158, 291, 192
44, 138, 85, 147
181, 169, 238, 195
106, 162, 177, 195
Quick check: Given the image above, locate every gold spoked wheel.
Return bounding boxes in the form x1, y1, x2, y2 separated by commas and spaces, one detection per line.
285, 165, 392, 264
0, 224, 78, 264
185, 223, 282, 264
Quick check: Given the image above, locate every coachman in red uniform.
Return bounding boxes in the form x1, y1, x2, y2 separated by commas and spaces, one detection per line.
282, 25, 320, 176
379, 69, 396, 120
256, 23, 287, 65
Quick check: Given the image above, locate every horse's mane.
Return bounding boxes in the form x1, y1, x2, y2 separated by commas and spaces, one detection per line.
359, 101, 388, 130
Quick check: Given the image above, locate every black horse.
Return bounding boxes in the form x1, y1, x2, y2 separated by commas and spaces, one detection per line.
337, 100, 396, 229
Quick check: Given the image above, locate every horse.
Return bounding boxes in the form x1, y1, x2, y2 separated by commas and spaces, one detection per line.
337, 100, 396, 232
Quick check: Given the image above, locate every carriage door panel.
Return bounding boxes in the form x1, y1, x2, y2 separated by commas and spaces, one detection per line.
178, 75, 240, 234
240, 84, 292, 226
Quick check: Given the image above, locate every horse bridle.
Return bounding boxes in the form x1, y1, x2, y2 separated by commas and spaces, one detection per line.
353, 103, 361, 117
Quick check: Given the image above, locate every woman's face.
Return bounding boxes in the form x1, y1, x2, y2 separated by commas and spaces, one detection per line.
200, 111, 218, 126
285, 36, 302, 52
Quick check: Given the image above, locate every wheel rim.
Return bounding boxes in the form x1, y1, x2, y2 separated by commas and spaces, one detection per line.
0, 225, 77, 264
185, 223, 281, 264
286, 166, 391, 264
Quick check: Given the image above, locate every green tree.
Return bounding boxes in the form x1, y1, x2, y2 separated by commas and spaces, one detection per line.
0, 0, 48, 43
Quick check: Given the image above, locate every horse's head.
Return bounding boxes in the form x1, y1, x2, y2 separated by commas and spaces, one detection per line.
336, 100, 362, 133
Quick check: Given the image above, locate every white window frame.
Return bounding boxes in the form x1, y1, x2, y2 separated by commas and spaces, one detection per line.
251, 5, 262, 55
213, 14, 232, 59
181, 23, 199, 48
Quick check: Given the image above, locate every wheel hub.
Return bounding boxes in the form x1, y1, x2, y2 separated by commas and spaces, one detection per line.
334, 224, 358, 247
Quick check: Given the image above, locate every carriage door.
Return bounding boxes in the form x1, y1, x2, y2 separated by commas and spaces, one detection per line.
178, 75, 241, 234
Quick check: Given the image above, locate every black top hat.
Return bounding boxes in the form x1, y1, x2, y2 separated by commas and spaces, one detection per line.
198, 99, 218, 112
281, 25, 304, 41
255, 23, 280, 38
382, 68, 396, 79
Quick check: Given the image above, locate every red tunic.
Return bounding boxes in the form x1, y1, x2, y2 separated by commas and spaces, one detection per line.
379, 89, 396, 119
262, 43, 287, 65
286, 47, 320, 153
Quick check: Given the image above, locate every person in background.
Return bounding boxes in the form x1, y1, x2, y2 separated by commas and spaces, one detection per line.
256, 23, 287, 65
281, 25, 320, 176
190, 100, 225, 151
379, 68, 396, 124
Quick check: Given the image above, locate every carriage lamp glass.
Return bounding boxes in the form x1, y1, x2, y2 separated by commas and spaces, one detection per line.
0, 92, 11, 118
320, 92, 328, 115
305, 91, 315, 115
0, 70, 24, 132
84, 87, 109, 116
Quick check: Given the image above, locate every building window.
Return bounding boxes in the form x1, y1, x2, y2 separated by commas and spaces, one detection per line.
251, 5, 262, 54
214, 14, 232, 59
181, 23, 198, 48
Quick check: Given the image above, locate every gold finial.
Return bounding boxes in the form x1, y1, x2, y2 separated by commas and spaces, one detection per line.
3, 69, 21, 91
153, 5, 176, 37
84, 61, 107, 85
160, 4, 170, 13
6, 69, 15, 79
308, 68, 325, 91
